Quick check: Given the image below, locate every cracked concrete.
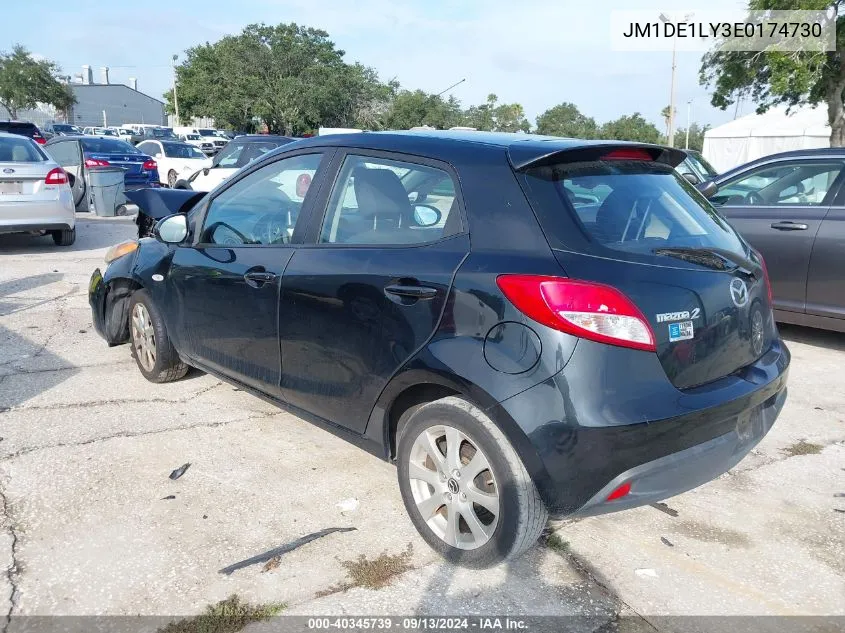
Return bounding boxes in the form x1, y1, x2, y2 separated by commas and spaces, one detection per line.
0, 215, 843, 622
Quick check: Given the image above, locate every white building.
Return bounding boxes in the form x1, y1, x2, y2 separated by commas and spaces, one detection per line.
0, 65, 165, 129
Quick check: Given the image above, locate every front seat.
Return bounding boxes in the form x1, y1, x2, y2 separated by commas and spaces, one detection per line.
348, 167, 414, 244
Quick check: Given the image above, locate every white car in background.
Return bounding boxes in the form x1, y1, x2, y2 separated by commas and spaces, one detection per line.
174, 135, 295, 191
110, 127, 135, 141
0, 132, 75, 245
136, 140, 211, 188
179, 133, 216, 156
82, 127, 118, 138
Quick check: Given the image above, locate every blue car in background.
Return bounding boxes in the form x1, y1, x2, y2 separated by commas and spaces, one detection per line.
44, 135, 159, 211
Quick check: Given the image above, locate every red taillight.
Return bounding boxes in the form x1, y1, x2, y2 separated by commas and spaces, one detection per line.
142, 159, 157, 171
85, 158, 109, 167
496, 275, 656, 352
34, 136, 46, 145
606, 482, 631, 501
602, 148, 653, 161
756, 251, 773, 305
44, 167, 68, 185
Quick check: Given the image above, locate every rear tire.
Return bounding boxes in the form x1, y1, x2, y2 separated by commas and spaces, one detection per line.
167, 170, 178, 188
396, 396, 547, 568
52, 227, 76, 246
128, 289, 188, 383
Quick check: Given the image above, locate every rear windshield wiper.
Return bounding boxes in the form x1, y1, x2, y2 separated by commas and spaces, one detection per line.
653, 247, 754, 274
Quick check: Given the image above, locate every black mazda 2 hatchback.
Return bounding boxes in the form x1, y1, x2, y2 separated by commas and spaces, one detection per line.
89, 131, 789, 567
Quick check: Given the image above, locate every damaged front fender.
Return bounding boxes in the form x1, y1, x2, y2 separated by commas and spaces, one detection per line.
89, 251, 141, 346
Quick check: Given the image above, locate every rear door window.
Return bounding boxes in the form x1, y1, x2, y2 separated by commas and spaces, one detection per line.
522, 158, 747, 259
318, 154, 460, 245
46, 141, 80, 166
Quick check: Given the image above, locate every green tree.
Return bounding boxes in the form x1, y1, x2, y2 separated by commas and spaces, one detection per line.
700, 0, 845, 145
383, 90, 463, 130
535, 102, 598, 138
673, 123, 710, 151
598, 113, 662, 143
0, 45, 75, 119
165, 23, 389, 134
463, 94, 530, 132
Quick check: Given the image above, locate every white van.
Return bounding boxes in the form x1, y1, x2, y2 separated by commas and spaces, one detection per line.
173, 127, 227, 153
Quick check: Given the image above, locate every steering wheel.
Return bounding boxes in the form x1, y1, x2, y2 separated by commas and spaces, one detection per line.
205, 221, 251, 245
745, 191, 764, 206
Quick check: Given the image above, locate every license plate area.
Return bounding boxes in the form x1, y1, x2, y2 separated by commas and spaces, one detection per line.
0, 181, 23, 194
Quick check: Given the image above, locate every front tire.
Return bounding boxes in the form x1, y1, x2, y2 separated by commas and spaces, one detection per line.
128, 289, 188, 383
396, 396, 547, 568
167, 170, 178, 188
52, 227, 75, 246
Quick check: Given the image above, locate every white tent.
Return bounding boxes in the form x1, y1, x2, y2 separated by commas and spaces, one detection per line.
703, 105, 830, 173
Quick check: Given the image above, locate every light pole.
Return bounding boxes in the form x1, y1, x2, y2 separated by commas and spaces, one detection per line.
171, 54, 180, 127
659, 13, 677, 147
686, 99, 693, 149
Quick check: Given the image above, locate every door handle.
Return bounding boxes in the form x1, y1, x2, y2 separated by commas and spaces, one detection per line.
244, 270, 277, 287
770, 221, 808, 231
384, 284, 438, 300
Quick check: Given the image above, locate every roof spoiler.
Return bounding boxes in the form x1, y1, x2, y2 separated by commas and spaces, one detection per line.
508, 142, 687, 171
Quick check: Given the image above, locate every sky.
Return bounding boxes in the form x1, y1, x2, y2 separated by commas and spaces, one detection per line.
0, 0, 753, 131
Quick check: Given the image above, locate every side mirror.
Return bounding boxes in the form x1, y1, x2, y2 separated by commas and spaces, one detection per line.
681, 172, 700, 186
202, 167, 210, 176
413, 204, 442, 227
696, 179, 718, 199
154, 214, 188, 244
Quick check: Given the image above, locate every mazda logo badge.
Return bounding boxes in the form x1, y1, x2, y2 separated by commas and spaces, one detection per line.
2, 168, 14, 174
730, 278, 748, 308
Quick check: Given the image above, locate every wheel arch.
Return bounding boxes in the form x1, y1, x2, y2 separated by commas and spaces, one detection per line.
365, 366, 554, 506
100, 274, 145, 345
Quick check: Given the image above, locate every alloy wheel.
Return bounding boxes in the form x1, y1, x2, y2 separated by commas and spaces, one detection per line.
131, 303, 156, 372
407, 424, 499, 550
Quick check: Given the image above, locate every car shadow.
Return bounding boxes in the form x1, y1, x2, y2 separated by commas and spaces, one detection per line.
409, 542, 621, 629
0, 323, 79, 410
778, 323, 845, 352
0, 272, 68, 317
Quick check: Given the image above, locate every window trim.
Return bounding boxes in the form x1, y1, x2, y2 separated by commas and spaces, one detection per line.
714, 157, 845, 209
192, 148, 333, 249
303, 147, 467, 248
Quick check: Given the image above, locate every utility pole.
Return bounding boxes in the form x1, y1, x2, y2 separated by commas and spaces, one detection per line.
172, 54, 180, 127
659, 13, 693, 148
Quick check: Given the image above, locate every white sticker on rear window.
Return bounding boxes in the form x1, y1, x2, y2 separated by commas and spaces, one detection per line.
668, 321, 694, 342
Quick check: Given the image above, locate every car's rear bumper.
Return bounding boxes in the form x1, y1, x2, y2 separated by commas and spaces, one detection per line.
0, 194, 76, 233
569, 384, 786, 517
493, 338, 790, 517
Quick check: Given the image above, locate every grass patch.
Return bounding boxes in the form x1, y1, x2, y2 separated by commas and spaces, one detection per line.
783, 440, 823, 457
315, 544, 413, 598
541, 530, 570, 555
158, 595, 286, 633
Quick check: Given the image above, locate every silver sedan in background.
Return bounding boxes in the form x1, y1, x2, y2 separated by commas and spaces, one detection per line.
0, 132, 76, 246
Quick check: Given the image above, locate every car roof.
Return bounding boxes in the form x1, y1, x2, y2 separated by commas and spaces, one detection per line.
716, 147, 845, 181
280, 130, 682, 170
0, 131, 36, 138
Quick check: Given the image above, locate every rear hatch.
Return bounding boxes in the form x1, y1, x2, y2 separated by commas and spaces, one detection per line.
516, 145, 776, 390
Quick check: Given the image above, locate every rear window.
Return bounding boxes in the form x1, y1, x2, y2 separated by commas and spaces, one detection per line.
81, 138, 142, 154
0, 122, 37, 136
162, 142, 205, 159
0, 136, 46, 162
523, 159, 746, 257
